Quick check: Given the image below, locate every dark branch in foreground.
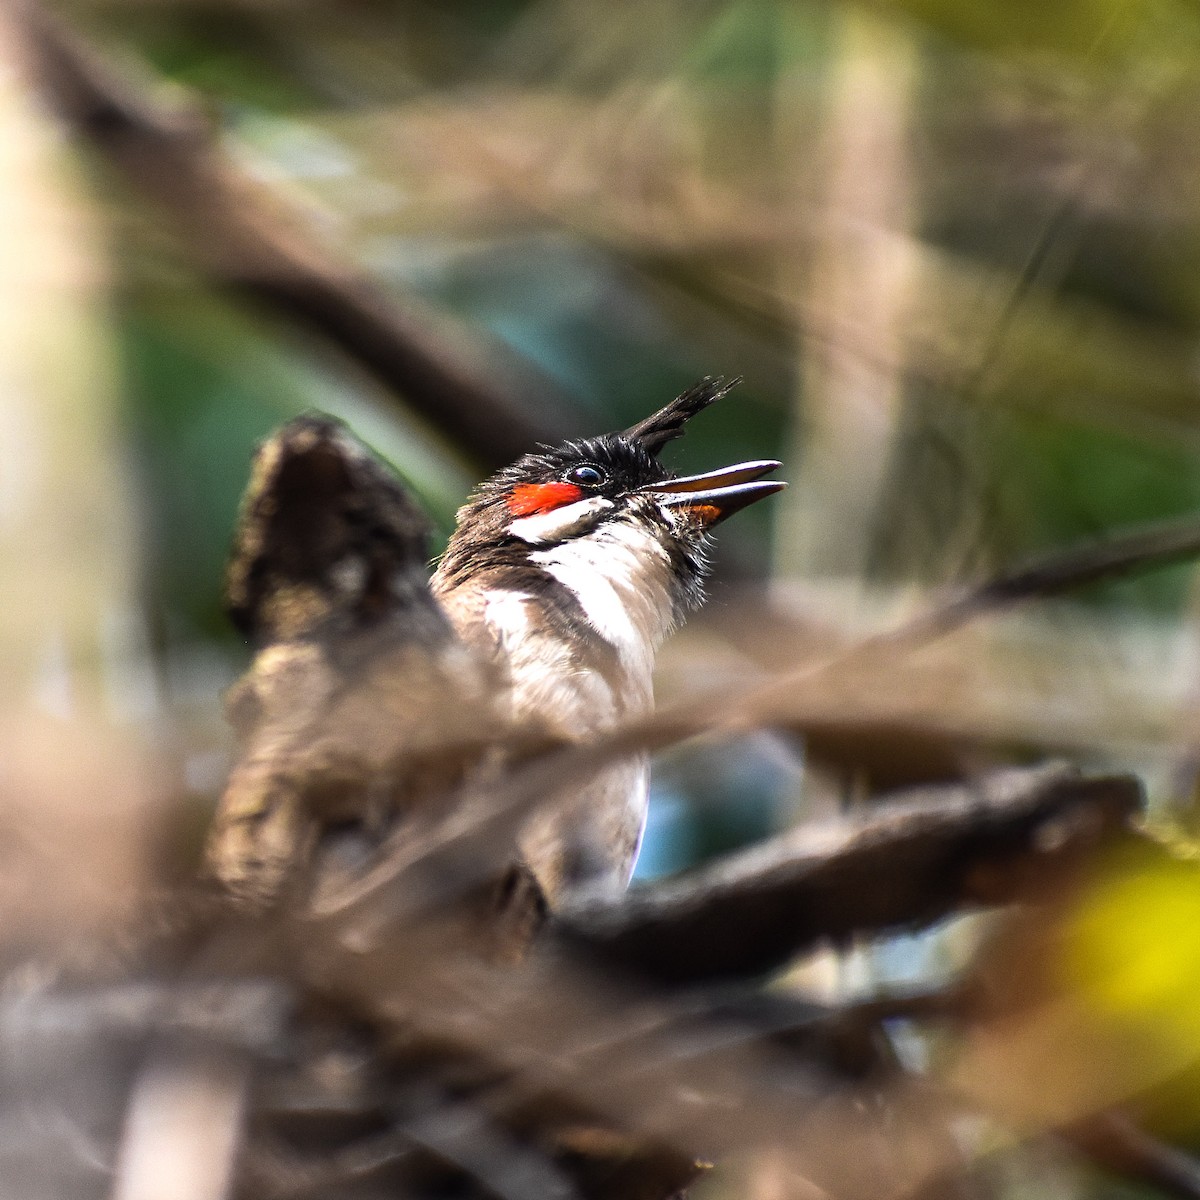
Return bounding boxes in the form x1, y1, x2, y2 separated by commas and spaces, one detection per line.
1065, 1111, 1200, 1200
19, 5, 582, 467
560, 763, 1142, 984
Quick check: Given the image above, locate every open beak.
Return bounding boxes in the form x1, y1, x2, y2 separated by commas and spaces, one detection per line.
640, 459, 786, 526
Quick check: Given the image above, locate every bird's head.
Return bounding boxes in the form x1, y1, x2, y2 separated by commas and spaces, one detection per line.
436, 378, 784, 625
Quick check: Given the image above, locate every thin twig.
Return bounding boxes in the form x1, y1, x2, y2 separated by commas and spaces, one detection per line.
462, 509, 1200, 834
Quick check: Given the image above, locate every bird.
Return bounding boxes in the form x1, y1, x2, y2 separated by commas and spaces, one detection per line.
432, 377, 784, 901
206, 377, 784, 913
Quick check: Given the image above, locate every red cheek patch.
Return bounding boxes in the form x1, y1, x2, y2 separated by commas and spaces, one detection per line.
507, 481, 584, 516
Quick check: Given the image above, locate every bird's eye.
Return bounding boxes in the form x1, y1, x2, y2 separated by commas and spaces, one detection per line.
566, 464, 606, 487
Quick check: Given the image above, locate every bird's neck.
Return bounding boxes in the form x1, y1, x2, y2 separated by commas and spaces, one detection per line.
433, 521, 681, 735
527, 521, 680, 673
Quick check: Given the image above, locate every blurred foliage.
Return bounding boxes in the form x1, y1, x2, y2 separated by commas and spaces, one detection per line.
66, 0, 1200, 601
26, 3, 1200, 1187
50, 0, 1200, 870
1069, 846, 1200, 1082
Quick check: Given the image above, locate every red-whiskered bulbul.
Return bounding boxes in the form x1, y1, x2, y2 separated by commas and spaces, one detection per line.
431, 377, 784, 899
207, 378, 783, 910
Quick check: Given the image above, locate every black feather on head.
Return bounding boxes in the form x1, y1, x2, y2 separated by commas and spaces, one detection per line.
622, 376, 740, 457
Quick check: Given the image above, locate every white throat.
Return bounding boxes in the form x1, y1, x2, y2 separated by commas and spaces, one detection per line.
528, 516, 678, 682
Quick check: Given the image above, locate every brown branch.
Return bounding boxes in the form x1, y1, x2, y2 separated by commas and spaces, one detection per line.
1065, 1111, 1200, 1200
303, 905, 972, 1200
17, 4, 582, 468
559, 763, 1142, 984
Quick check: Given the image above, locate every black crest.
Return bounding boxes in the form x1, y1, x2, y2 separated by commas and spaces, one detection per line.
622, 376, 740, 457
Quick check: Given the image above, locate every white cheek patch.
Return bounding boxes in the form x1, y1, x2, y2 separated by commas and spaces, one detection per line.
508, 496, 614, 545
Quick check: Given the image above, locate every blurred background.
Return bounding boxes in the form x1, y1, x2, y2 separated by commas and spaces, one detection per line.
9, 0, 1200, 1196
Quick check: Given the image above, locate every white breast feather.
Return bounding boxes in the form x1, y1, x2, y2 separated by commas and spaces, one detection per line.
482, 588, 532, 644
481, 589, 619, 733
475, 516, 679, 896
529, 517, 677, 684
